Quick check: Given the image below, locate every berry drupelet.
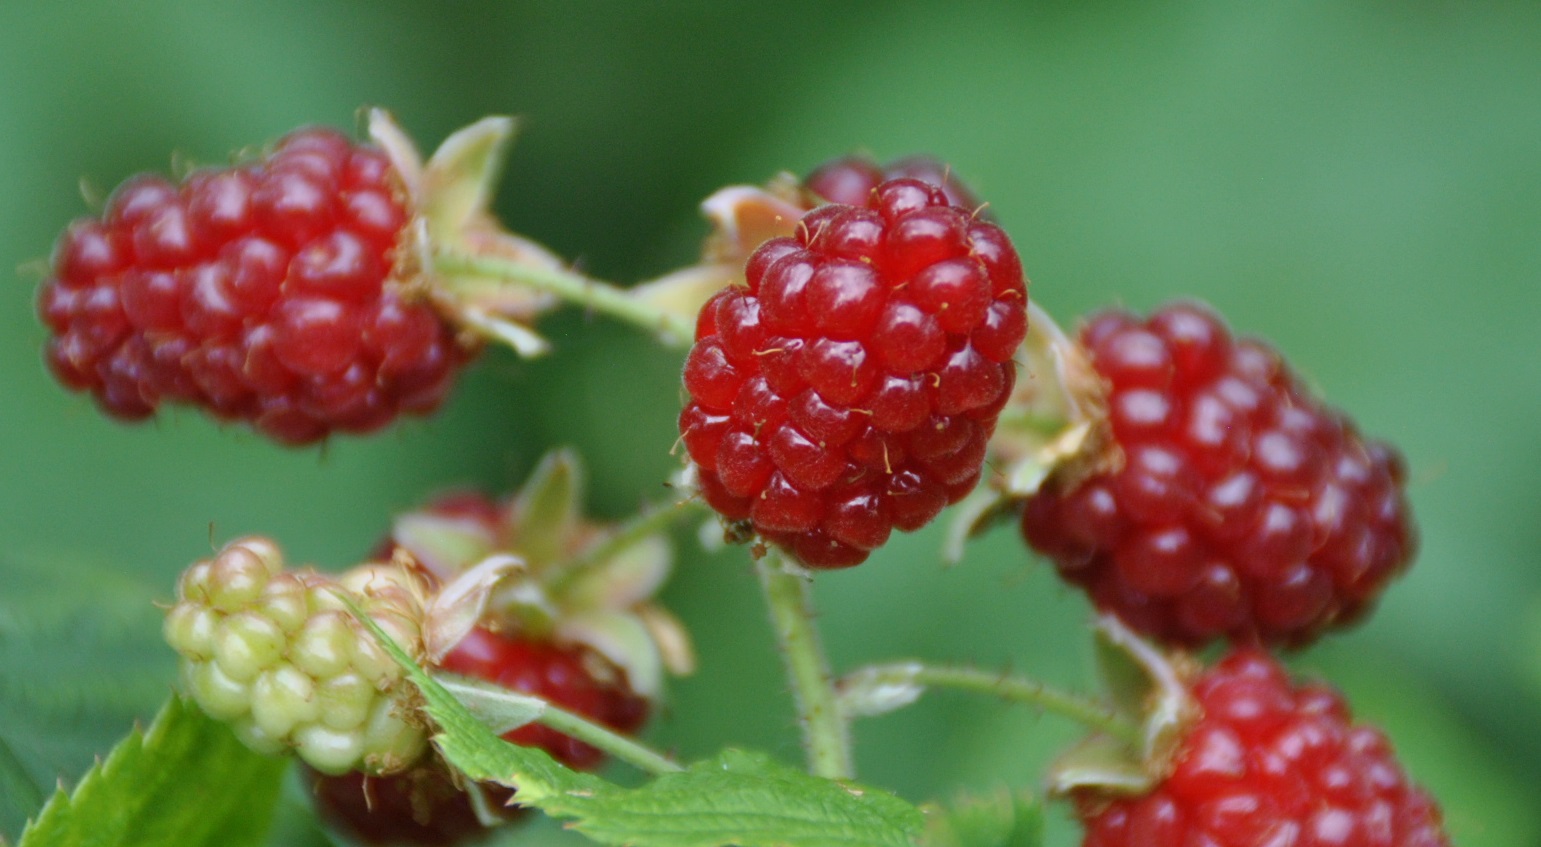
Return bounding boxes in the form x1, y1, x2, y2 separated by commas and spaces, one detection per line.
1074, 649, 1450, 847
803, 154, 984, 213
1021, 302, 1415, 647
680, 177, 1028, 568
38, 127, 470, 445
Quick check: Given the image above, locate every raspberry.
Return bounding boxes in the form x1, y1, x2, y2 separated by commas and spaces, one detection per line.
679, 178, 1028, 568
804, 154, 984, 212
164, 537, 430, 775
1074, 649, 1450, 847
38, 127, 470, 445
1020, 302, 1415, 647
305, 763, 520, 847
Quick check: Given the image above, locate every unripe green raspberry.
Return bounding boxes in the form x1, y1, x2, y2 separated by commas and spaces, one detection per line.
165, 537, 432, 776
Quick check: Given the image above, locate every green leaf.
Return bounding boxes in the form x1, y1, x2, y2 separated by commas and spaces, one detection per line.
352, 598, 925, 847
550, 749, 922, 847
0, 551, 175, 839
432, 672, 546, 736
17, 695, 288, 847
919, 789, 1042, 847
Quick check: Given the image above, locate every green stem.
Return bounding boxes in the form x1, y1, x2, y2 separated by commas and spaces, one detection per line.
535, 701, 684, 775
839, 661, 1142, 749
754, 550, 854, 780
433, 250, 694, 346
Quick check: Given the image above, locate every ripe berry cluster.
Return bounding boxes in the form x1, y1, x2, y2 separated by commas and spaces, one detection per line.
680, 176, 1028, 567
1076, 650, 1449, 847
31, 118, 1452, 847
38, 128, 467, 444
1020, 303, 1415, 647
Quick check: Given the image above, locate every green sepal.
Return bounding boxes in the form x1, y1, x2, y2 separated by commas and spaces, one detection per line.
508, 449, 584, 568
390, 512, 497, 578
17, 696, 288, 847
1045, 733, 1153, 798
919, 789, 1043, 847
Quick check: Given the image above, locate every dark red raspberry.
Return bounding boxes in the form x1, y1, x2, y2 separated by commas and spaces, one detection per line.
1074, 649, 1450, 847
439, 626, 650, 771
306, 763, 521, 847
38, 127, 471, 445
1021, 302, 1415, 647
680, 178, 1028, 568
804, 154, 984, 213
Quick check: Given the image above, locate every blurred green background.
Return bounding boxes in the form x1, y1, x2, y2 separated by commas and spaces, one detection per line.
2, 2, 1538, 845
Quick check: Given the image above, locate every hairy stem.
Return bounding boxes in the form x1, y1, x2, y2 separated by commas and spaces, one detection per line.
755, 551, 854, 780
839, 661, 1142, 749
432, 250, 694, 345
535, 701, 683, 775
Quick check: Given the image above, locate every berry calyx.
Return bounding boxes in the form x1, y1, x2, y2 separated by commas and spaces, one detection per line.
1020, 302, 1415, 647
40, 126, 472, 444
679, 178, 1028, 568
1071, 649, 1450, 847
164, 537, 430, 775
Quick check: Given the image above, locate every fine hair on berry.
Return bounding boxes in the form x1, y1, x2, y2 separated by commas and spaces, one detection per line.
38, 126, 471, 445
1074, 649, 1450, 847
1021, 301, 1416, 647
680, 176, 1028, 568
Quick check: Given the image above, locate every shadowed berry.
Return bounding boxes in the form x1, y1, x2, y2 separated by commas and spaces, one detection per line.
1021, 302, 1415, 647
306, 764, 520, 847
39, 127, 472, 444
681, 178, 1028, 567
441, 627, 650, 770
1074, 650, 1450, 847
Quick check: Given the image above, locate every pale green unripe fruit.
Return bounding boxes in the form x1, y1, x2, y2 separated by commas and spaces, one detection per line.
290, 611, 355, 679
213, 611, 286, 683
163, 603, 217, 661
165, 537, 431, 777
257, 572, 312, 633
231, 716, 286, 756
316, 672, 375, 731
206, 546, 274, 612
360, 697, 429, 773
250, 663, 320, 739
187, 660, 251, 720
294, 723, 368, 776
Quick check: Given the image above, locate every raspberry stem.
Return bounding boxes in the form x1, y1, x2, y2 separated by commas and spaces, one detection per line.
531, 699, 683, 776
837, 662, 1142, 749
432, 250, 694, 347
754, 550, 854, 780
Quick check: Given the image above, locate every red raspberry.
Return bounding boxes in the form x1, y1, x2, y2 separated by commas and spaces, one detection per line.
805, 154, 984, 212
306, 764, 520, 847
1074, 649, 1450, 847
680, 178, 1028, 568
38, 127, 471, 445
1020, 302, 1415, 647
